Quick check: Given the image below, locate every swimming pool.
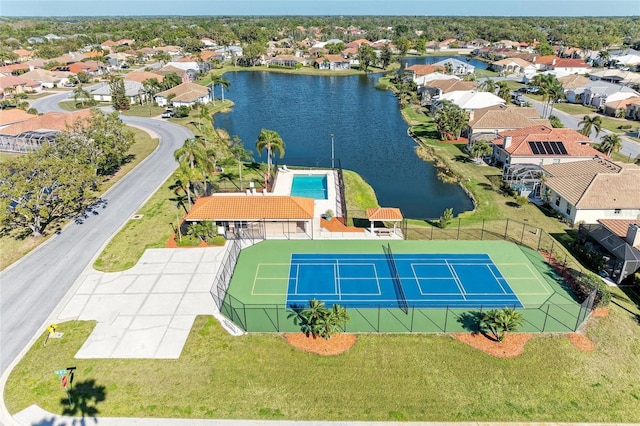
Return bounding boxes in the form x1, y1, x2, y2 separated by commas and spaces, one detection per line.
290, 175, 328, 200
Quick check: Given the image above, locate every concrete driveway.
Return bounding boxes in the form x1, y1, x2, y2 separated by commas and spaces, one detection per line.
56, 247, 225, 359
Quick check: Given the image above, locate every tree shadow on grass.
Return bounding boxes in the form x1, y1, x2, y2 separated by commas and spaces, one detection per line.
59, 379, 107, 423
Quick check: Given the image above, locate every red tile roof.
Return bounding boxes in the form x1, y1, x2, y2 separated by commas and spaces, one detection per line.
553, 58, 591, 69
0, 110, 92, 135
0, 75, 41, 89
492, 126, 602, 158
0, 109, 34, 126
184, 195, 315, 221
405, 64, 445, 76
366, 208, 403, 221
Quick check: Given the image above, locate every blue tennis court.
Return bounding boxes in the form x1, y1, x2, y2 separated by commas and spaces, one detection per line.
286, 252, 524, 309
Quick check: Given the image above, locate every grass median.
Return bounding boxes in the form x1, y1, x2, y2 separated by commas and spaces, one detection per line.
5, 288, 639, 422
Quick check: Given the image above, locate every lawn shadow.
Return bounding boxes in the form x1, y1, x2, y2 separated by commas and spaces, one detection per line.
60, 379, 107, 422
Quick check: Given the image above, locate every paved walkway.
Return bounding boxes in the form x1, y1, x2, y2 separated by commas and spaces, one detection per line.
57, 247, 226, 359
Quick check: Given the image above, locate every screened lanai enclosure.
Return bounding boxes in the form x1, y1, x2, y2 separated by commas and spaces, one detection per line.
578, 223, 640, 284
502, 163, 544, 197
0, 130, 58, 153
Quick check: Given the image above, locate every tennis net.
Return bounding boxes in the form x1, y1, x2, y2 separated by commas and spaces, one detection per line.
383, 243, 408, 314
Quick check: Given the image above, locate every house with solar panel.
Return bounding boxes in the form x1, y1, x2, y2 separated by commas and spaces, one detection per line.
492, 125, 604, 198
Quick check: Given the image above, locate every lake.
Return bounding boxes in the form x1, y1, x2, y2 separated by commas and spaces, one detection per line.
214, 70, 474, 219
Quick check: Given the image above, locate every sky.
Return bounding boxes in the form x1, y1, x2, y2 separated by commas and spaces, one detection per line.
1, 0, 639, 17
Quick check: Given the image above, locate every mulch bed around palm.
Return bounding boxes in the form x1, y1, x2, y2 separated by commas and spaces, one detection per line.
284, 333, 357, 356
452, 333, 534, 358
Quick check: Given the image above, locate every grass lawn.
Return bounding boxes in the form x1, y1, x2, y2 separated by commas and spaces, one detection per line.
342, 169, 379, 212
552, 103, 596, 116
0, 126, 158, 271
5, 292, 639, 422
0, 151, 23, 163
168, 100, 234, 138
57, 100, 98, 112
120, 104, 166, 118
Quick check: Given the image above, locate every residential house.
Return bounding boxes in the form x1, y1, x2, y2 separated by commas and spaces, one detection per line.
626, 100, 640, 121
468, 39, 490, 48
418, 79, 477, 106
0, 75, 42, 95
56, 61, 103, 76
493, 40, 519, 49
200, 37, 217, 47
0, 63, 31, 75
184, 195, 315, 239
0, 110, 92, 152
153, 65, 190, 84
0, 109, 34, 130
267, 55, 304, 68
402, 64, 445, 84
491, 58, 535, 74
435, 90, 506, 112
20, 68, 72, 88
166, 61, 206, 79
214, 46, 243, 60
551, 58, 591, 75
431, 58, 475, 75
610, 48, 640, 67
566, 80, 640, 107
558, 74, 592, 90
589, 69, 640, 85
90, 81, 143, 104
603, 97, 640, 117
466, 105, 549, 142
314, 55, 350, 70
540, 158, 640, 225
124, 70, 165, 84
52, 52, 88, 65
13, 49, 35, 62
491, 125, 602, 167
578, 219, 640, 284
155, 82, 210, 107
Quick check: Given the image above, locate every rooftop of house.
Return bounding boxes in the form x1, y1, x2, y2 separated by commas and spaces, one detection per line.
184, 195, 315, 221
558, 74, 592, 90
597, 219, 640, 249
469, 105, 547, 129
492, 125, 600, 158
0, 75, 41, 89
542, 158, 640, 208
424, 79, 478, 94
0, 109, 35, 126
156, 82, 209, 102
438, 90, 506, 110
404, 64, 445, 76
0, 110, 92, 135
124, 70, 165, 83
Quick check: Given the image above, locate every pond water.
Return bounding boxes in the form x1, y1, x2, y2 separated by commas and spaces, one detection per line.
214, 71, 474, 219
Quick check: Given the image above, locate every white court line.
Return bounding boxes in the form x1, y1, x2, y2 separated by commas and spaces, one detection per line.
445, 260, 466, 299
493, 262, 553, 296
486, 264, 508, 294
335, 259, 341, 301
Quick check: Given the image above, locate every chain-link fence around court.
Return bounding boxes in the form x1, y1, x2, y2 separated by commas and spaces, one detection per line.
213, 218, 599, 334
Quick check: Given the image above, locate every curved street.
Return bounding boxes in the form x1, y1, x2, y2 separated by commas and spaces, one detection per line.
0, 93, 193, 378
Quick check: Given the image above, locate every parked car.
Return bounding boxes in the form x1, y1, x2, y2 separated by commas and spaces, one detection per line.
63, 82, 76, 88
161, 110, 174, 118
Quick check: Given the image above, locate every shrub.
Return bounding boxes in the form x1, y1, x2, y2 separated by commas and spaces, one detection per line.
617, 124, 632, 130
176, 235, 201, 247
581, 274, 611, 307
208, 235, 226, 246
439, 207, 454, 229
515, 195, 528, 208
174, 105, 191, 118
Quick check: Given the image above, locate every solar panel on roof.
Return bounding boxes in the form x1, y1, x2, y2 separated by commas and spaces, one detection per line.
529, 141, 540, 154
535, 141, 545, 154
542, 141, 552, 154
549, 141, 562, 155
557, 142, 568, 155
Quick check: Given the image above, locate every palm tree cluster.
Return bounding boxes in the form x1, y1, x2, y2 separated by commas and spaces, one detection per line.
529, 74, 565, 118
433, 100, 469, 141
599, 133, 622, 156
289, 299, 350, 340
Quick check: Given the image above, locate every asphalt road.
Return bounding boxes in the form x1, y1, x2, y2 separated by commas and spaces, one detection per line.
0, 96, 193, 375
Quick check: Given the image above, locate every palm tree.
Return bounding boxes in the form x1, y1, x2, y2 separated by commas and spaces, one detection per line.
255, 129, 285, 176
496, 81, 510, 103
469, 141, 493, 161
600, 134, 622, 156
481, 308, 523, 342
230, 136, 253, 190
211, 74, 231, 102
174, 138, 207, 170
173, 163, 197, 209
72, 84, 91, 107
320, 304, 350, 339
480, 78, 496, 93
578, 114, 603, 138
300, 299, 328, 338
597, 50, 610, 67
197, 103, 213, 136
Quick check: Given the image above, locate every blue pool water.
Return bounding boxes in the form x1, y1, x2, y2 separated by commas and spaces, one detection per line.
291, 175, 328, 200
